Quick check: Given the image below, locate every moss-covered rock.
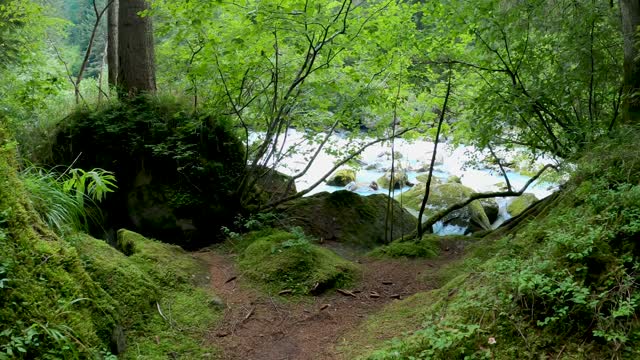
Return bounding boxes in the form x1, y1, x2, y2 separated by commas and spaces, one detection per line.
248, 166, 297, 208
326, 169, 357, 186
46, 96, 245, 248
507, 193, 539, 216
446, 175, 462, 184
397, 182, 491, 232
238, 229, 359, 295
415, 173, 443, 184
73, 229, 219, 358
279, 190, 417, 247
480, 198, 500, 223
0, 127, 121, 357
377, 168, 409, 189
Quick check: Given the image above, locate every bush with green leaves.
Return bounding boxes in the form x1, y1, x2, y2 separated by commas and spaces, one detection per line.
20, 166, 116, 234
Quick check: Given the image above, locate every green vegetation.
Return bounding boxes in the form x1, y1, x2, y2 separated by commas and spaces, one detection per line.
344, 129, 640, 359
368, 236, 440, 259
507, 193, 539, 217
238, 229, 360, 295
72, 230, 220, 359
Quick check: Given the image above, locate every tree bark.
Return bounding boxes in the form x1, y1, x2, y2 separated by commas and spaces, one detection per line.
118, 0, 156, 96
620, 0, 640, 123
107, 0, 118, 87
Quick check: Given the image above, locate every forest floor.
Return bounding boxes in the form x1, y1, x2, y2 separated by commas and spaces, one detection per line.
195, 241, 463, 360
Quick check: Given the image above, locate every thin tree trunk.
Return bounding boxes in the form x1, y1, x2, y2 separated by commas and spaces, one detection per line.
619, 0, 640, 123
417, 71, 452, 238
107, 0, 118, 87
118, 0, 156, 96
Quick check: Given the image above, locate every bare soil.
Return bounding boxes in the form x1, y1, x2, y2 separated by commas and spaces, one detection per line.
195, 243, 461, 360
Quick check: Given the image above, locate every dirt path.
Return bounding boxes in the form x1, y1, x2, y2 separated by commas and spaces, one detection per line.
196, 245, 460, 360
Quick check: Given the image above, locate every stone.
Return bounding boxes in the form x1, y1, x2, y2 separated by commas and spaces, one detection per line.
327, 169, 357, 187
279, 190, 417, 247
507, 193, 539, 216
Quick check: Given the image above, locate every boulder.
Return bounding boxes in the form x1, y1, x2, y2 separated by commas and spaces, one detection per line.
480, 198, 500, 224
246, 166, 297, 207
327, 169, 357, 186
397, 182, 491, 233
446, 175, 462, 184
507, 193, 539, 216
49, 98, 246, 248
279, 191, 417, 247
415, 174, 443, 185
377, 168, 409, 189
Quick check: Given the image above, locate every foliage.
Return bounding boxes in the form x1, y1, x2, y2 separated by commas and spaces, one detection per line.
238, 228, 360, 295
20, 165, 116, 234
347, 128, 640, 359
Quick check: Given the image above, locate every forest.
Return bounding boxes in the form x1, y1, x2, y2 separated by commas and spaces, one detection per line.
1, 0, 640, 358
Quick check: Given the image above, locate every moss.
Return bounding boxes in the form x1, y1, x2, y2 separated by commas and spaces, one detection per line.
368, 236, 440, 258
45, 96, 246, 248
115, 229, 208, 287
415, 174, 442, 184
0, 127, 119, 358
73, 230, 220, 358
327, 168, 357, 186
280, 191, 417, 247
123, 287, 220, 360
238, 229, 360, 295
377, 168, 408, 189
507, 193, 539, 216
447, 175, 462, 184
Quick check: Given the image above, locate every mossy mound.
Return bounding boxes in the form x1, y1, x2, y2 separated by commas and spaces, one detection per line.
327, 169, 357, 186
377, 168, 409, 189
46, 96, 245, 248
279, 190, 417, 247
72, 229, 219, 358
238, 229, 359, 295
507, 193, 539, 216
397, 182, 491, 232
0, 128, 120, 357
345, 128, 640, 359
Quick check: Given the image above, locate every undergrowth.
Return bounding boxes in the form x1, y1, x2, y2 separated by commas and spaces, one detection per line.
350, 128, 640, 359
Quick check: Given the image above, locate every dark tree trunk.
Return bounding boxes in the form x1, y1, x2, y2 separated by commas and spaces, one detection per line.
117, 0, 156, 96
107, 0, 118, 87
620, 0, 640, 123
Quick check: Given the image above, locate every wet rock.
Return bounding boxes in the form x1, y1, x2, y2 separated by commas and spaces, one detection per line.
377, 167, 409, 190
480, 198, 500, 224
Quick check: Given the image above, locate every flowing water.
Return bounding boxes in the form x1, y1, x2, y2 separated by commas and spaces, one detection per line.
253, 129, 558, 234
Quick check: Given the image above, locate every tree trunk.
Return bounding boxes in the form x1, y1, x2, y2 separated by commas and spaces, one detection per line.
107, 0, 118, 87
117, 0, 156, 96
620, 0, 640, 123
